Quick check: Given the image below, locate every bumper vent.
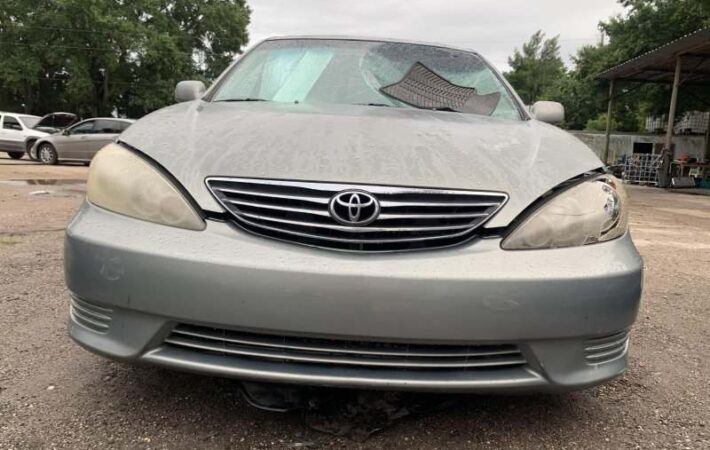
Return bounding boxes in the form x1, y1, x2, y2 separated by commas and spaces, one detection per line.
205, 177, 507, 252
69, 296, 113, 333
165, 324, 526, 371
584, 331, 629, 364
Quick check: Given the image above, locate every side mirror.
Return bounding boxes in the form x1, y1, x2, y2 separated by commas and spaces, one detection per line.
530, 101, 564, 124
175, 80, 206, 103
62, 129, 70, 136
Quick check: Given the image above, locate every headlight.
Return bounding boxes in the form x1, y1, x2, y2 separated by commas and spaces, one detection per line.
502, 175, 627, 250
87, 143, 205, 231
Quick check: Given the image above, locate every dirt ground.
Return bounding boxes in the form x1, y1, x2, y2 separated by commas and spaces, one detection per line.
1, 155, 709, 450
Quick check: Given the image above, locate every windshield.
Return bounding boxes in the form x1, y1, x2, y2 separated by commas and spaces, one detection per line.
211, 39, 522, 120
18, 116, 40, 128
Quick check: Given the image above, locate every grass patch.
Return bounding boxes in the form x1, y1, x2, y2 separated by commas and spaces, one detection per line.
0, 236, 19, 246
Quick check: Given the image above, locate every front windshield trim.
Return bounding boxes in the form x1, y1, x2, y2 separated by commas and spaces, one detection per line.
205, 38, 528, 121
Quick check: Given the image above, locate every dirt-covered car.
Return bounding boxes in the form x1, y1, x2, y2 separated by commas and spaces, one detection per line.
66, 37, 642, 394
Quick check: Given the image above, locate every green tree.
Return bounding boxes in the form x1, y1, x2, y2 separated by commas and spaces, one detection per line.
0, 0, 251, 118
585, 113, 618, 131
601, 0, 710, 64
547, 44, 615, 129
505, 31, 566, 104
551, 0, 710, 131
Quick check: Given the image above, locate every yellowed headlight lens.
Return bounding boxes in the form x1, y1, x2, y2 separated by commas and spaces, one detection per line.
502, 175, 628, 250
87, 143, 205, 231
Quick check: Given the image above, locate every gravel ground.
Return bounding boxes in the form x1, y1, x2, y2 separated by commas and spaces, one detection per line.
1, 155, 709, 449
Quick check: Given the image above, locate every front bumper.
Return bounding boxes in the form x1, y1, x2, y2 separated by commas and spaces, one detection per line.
65, 202, 643, 393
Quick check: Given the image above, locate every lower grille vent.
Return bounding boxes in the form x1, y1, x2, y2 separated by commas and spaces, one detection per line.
584, 331, 629, 364
69, 296, 113, 333
165, 324, 526, 371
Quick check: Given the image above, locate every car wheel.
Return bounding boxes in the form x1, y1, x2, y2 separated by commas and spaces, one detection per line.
38, 143, 58, 165
25, 140, 39, 160
8, 151, 24, 160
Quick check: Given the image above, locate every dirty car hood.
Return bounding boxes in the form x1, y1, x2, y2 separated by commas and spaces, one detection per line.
119, 101, 603, 227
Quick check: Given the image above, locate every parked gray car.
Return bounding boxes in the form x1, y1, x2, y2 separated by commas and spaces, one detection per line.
65, 37, 643, 393
33, 117, 133, 164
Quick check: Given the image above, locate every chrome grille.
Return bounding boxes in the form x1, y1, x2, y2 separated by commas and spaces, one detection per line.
69, 296, 113, 333
584, 331, 629, 364
205, 177, 508, 252
165, 324, 526, 371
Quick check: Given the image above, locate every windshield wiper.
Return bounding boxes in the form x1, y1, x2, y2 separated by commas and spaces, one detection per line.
215, 98, 269, 102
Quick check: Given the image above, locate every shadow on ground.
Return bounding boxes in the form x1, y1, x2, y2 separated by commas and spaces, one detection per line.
81, 362, 603, 444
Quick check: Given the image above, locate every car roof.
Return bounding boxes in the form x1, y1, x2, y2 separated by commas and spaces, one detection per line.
0, 111, 41, 118
263, 35, 480, 56
81, 117, 135, 122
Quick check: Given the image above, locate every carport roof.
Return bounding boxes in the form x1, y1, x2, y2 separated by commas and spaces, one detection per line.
598, 28, 710, 84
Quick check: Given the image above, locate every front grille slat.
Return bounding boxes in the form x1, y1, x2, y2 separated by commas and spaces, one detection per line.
379, 200, 501, 208
584, 331, 629, 364
214, 177, 507, 196
239, 211, 480, 233
165, 335, 526, 368
171, 326, 520, 358
70, 299, 112, 322
165, 324, 527, 372
225, 199, 331, 217
378, 212, 489, 220
585, 346, 626, 362
237, 215, 478, 244
69, 296, 113, 334
584, 335, 629, 353
206, 177, 507, 252
214, 187, 331, 204
70, 307, 110, 331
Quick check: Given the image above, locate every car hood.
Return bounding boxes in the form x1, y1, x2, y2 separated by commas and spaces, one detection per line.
120, 101, 603, 227
33, 112, 78, 132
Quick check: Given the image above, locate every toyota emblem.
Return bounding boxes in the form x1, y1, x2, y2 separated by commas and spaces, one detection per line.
329, 190, 380, 226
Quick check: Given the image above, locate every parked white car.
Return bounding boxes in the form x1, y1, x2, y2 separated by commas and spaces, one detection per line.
0, 112, 44, 159
0, 111, 79, 160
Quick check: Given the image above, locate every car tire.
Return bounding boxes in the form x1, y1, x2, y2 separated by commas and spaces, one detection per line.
8, 151, 24, 160
37, 143, 58, 165
25, 140, 39, 160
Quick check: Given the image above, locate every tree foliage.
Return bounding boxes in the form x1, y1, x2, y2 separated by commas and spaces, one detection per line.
548, 42, 645, 130
505, 0, 710, 131
504, 31, 566, 105
0, 0, 250, 118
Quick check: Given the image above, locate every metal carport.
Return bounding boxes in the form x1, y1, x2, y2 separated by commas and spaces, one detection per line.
597, 28, 710, 187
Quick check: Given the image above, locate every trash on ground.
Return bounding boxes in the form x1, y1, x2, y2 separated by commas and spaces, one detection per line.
241, 382, 456, 441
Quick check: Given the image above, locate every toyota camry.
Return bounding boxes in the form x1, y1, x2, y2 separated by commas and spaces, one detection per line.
65, 36, 643, 393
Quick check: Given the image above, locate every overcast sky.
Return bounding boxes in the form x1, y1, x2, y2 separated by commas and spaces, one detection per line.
247, 0, 627, 72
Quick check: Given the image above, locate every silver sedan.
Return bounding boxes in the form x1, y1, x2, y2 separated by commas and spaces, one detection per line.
33, 117, 133, 164
65, 37, 642, 393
